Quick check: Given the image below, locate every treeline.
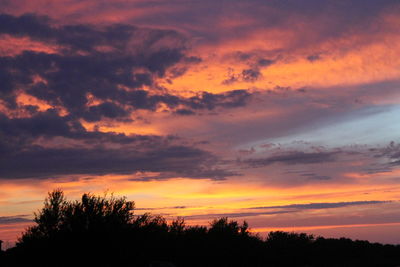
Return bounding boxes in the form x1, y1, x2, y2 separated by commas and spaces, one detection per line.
1, 190, 400, 267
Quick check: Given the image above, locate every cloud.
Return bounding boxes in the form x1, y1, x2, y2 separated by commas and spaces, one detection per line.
306, 54, 321, 62
0, 13, 52, 39
257, 58, 275, 67
372, 142, 400, 165
186, 90, 252, 110
298, 173, 332, 180
0, 145, 222, 179
184, 210, 295, 220
222, 68, 262, 85
2, 0, 397, 44
0, 13, 254, 120
179, 201, 391, 220
249, 201, 390, 210
135, 206, 189, 211
82, 102, 130, 122
0, 109, 236, 180
0, 215, 32, 224
0, 111, 234, 179
174, 108, 195, 116
0, 13, 257, 180
241, 69, 261, 82
242, 151, 338, 167
0, 109, 163, 146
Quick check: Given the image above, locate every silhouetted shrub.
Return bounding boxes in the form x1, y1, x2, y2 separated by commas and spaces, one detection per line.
19, 189, 134, 242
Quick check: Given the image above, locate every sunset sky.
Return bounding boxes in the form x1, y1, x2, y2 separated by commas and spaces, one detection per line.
1, 0, 400, 248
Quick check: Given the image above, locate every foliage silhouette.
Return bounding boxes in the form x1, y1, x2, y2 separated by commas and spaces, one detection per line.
2, 190, 400, 267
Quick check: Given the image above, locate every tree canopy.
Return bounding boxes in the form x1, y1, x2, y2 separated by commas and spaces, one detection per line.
2, 190, 400, 267
19, 189, 135, 244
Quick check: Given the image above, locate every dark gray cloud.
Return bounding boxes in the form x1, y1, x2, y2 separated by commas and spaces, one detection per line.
0, 13, 182, 59
0, 13, 52, 39
0, 13, 253, 120
1, 50, 183, 117
306, 54, 321, 62
0, 13, 255, 180
242, 151, 338, 167
0, 109, 235, 180
222, 67, 263, 85
241, 69, 261, 82
0, 110, 236, 180
1, 0, 398, 56
1, 9, 396, 183
174, 108, 196, 116
130, 168, 239, 182
266, 0, 396, 19
0, 145, 227, 179
82, 102, 130, 122
0, 109, 167, 147
372, 142, 400, 165
361, 142, 400, 176
186, 90, 252, 110
299, 173, 332, 180
257, 58, 275, 67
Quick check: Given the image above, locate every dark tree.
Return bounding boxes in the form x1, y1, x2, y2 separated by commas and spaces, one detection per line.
18, 189, 65, 243
3, 189, 400, 267
19, 189, 134, 243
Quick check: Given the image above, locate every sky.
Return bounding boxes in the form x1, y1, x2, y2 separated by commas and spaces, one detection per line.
1, 0, 400, 248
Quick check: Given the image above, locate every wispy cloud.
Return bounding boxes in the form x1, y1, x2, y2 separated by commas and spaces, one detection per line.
0, 215, 32, 224
249, 201, 391, 210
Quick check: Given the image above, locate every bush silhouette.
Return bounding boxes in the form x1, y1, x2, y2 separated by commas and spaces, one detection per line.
19, 189, 134, 243
2, 189, 400, 267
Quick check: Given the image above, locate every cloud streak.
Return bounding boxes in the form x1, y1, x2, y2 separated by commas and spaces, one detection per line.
241, 151, 339, 167
180, 201, 391, 220
0, 215, 32, 224
249, 201, 391, 210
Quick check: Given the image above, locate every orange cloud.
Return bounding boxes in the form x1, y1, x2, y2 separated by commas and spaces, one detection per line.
160, 11, 400, 95
0, 34, 60, 56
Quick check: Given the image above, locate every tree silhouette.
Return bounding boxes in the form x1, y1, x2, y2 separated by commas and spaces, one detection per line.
19, 189, 134, 245
209, 217, 250, 237
169, 217, 185, 234
2, 189, 400, 267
